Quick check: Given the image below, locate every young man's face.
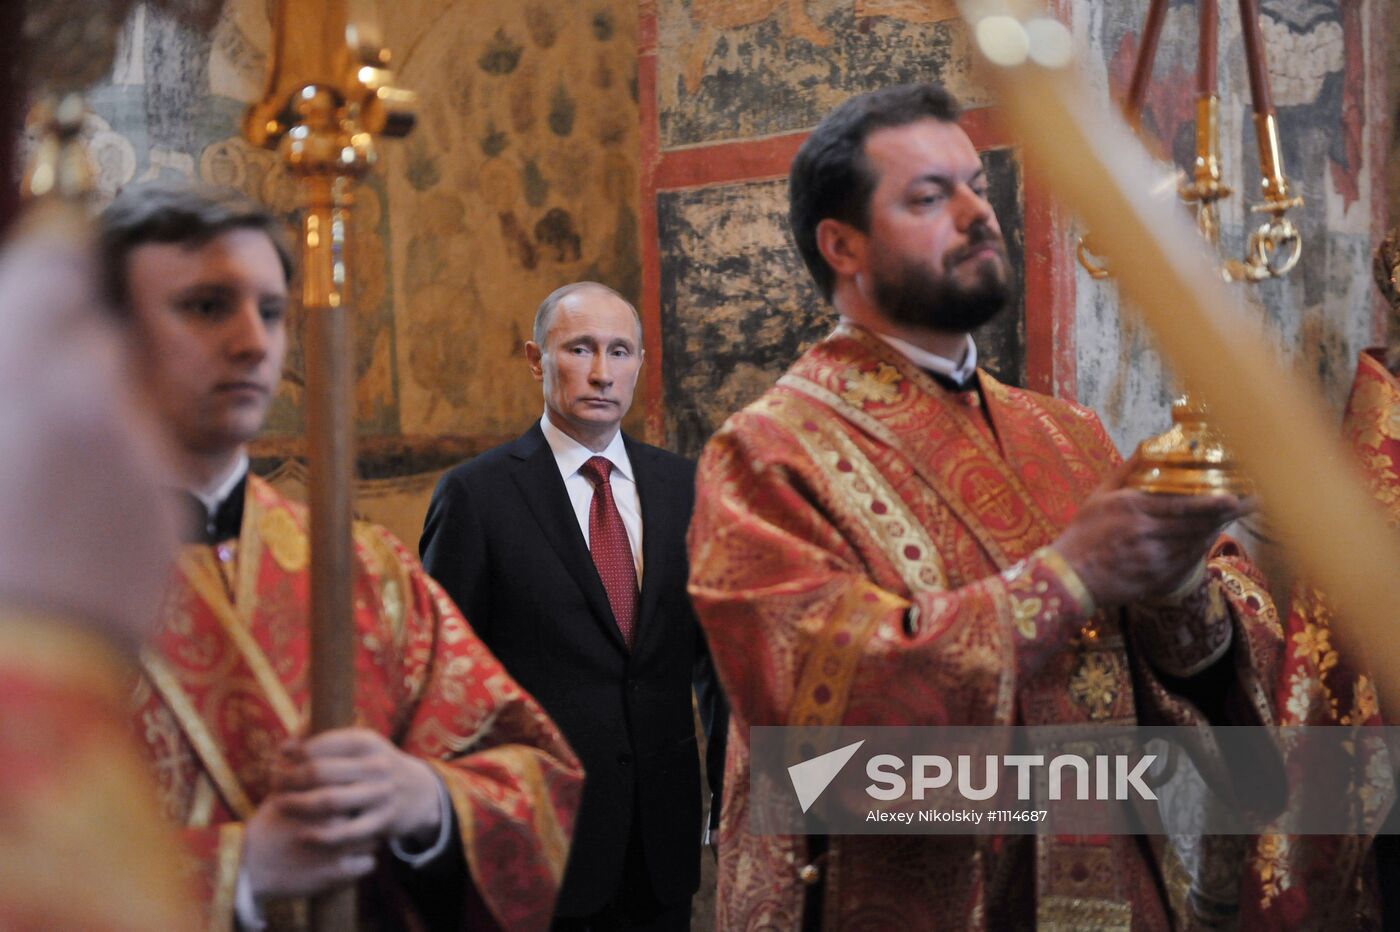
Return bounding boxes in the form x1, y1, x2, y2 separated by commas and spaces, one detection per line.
856, 118, 1011, 333
125, 228, 288, 457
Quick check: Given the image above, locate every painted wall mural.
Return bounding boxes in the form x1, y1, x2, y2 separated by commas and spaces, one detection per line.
1073, 0, 1386, 453
75, 0, 641, 534
644, 1, 1028, 458
81, 0, 641, 445
381, 0, 642, 439
645, 0, 1388, 461
656, 0, 973, 148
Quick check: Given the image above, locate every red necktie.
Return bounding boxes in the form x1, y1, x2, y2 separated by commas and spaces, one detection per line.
580, 456, 638, 648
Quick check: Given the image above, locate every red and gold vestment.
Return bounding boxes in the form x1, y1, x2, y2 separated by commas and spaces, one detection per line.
688, 325, 1285, 930
0, 614, 193, 931
1240, 348, 1399, 930
134, 476, 582, 931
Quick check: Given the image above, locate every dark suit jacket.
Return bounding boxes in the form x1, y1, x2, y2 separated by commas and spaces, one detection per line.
419, 424, 725, 916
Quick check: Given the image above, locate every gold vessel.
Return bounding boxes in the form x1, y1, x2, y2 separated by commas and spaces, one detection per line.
1125, 394, 1252, 496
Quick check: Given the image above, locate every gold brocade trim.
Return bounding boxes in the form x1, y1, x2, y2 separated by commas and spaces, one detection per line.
789, 582, 909, 727
1068, 651, 1125, 721
1345, 351, 1400, 522
783, 327, 1064, 572
1037, 894, 1133, 931
258, 507, 309, 574
1350, 351, 1400, 445
779, 371, 1015, 570
840, 325, 1065, 550
434, 748, 571, 893
354, 524, 410, 644
0, 610, 131, 702
208, 823, 244, 932
1251, 834, 1293, 909
761, 390, 948, 592
141, 652, 255, 820
176, 548, 301, 736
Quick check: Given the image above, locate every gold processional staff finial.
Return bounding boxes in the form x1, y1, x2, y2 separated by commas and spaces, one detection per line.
244, 2, 415, 929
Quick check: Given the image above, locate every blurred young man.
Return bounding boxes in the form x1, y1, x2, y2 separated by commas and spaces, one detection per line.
0, 207, 191, 932
101, 181, 581, 931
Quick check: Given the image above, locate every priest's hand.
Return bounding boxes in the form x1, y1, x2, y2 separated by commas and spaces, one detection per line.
242, 728, 444, 899
1052, 464, 1252, 607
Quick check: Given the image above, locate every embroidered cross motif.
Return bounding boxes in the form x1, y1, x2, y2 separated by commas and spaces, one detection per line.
840, 363, 902, 408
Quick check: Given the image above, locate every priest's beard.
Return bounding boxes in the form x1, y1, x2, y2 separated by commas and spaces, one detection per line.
871, 228, 1011, 334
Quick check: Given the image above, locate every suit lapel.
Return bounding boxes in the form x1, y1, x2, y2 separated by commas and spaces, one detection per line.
628, 437, 665, 657
510, 425, 628, 653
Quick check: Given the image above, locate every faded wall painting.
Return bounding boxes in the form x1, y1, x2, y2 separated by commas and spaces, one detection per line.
646, 0, 1389, 460
381, 0, 642, 439
646, 0, 1024, 458
656, 0, 974, 148
77, 0, 641, 532
82, 0, 639, 443
1074, 0, 1386, 453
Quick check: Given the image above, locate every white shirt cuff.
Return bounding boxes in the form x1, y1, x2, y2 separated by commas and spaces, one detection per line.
234, 866, 267, 930
389, 774, 453, 868
235, 776, 449, 927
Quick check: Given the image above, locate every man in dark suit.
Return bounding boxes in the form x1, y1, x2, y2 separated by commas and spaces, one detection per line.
420, 282, 725, 930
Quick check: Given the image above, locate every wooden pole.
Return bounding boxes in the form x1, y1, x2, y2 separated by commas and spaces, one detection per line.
1197, 0, 1218, 97
301, 173, 358, 931
1124, 0, 1168, 127
1237, 0, 1274, 117
244, 4, 415, 928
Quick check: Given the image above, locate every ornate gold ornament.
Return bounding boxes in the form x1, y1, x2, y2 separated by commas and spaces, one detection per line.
1373, 230, 1400, 372
244, 4, 416, 927
1072, 0, 1294, 496
1124, 396, 1247, 495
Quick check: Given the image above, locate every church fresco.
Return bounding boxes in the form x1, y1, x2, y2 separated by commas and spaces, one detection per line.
656, 0, 976, 149
1074, 0, 1383, 453
646, 0, 1385, 461
381, 0, 642, 438
83, 0, 642, 445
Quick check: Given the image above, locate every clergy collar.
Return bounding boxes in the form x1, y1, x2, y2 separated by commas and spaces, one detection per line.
178, 453, 249, 544
853, 323, 978, 387
188, 452, 250, 515
539, 413, 635, 484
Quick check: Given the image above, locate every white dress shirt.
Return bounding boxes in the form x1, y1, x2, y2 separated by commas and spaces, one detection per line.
850, 321, 978, 385
539, 412, 645, 582
189, 452, 249, 518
